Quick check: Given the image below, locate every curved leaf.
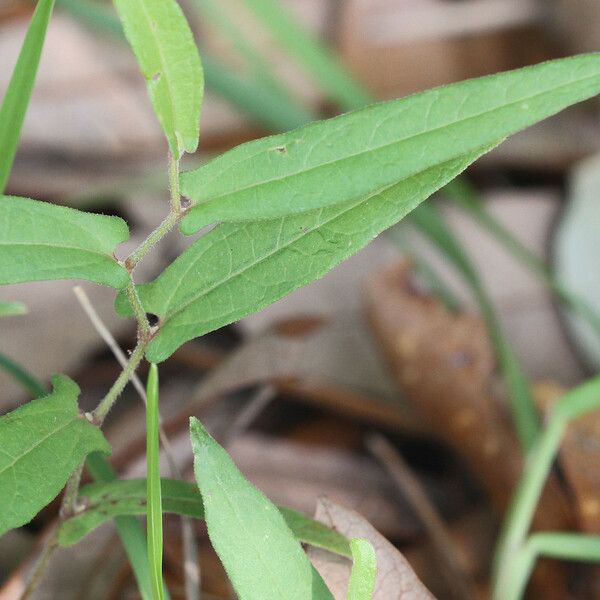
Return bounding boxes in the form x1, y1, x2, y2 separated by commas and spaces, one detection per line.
347, 539, 377, 600
179, 54, 600, 231
0, 375, 110, 536
59, 478, 351, 558
190, 417, 318, 600
118, 149, 494, 361
0, 0, 55, 191
113, 0, 204, 157
0, 195, 129, 288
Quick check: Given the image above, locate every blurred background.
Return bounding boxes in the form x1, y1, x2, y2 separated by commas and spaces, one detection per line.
2, 0, 600, 598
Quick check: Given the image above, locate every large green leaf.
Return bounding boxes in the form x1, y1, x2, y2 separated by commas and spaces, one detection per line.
118, 149, 493, 361
0, 0, 55, 192
179, 54, 600, 232
0, 195, 129, 288
0, 375, 110, 536
59, 478, 350, 559
190, 417, 324, 600
113, 0, 204, 158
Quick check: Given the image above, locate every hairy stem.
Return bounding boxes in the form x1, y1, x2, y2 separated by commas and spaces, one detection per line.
168, 152, 181, 214
125, 211, 180, 272
19, 531, 58, 600
92, 342, 147, 425
126, 280, 151, 338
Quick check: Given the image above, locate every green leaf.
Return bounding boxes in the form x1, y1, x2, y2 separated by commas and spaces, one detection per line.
0, 301, 27, 317
0, 0, 55, 192
113, 0, 204, 157
59, 478, 351, 557
0, 195, 129, 288
347, 538, 377, 600
118, 149, 494, 361
190, 417, 320, 600
145, 364, 165, 600
179, 54, 600, 232
86, 453, 161, 600
59, 478, 202, 546
0, 375, 110, 536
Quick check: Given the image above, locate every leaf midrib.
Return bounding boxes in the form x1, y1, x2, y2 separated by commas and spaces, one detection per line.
136, 0, 180, 155
189, 71, 599, 206
0, 415, 73, 476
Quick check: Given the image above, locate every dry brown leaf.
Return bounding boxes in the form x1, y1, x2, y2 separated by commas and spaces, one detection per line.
309, 498, 435, 600
365, 262, 571, 525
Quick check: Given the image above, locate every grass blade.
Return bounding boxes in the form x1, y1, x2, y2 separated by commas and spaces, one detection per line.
408, 202, 538, 449
444, 178, 600, 340
0, 0, 55, 192
347, 538, 377, 600
0, 352, 46, 398
146, 364, 165, 600
241, 0, 371, 111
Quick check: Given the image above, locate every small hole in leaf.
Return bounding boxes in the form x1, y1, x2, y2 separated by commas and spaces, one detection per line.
152, 72, 162, 82
274, 145, 287, 154
146, 313, 160, 327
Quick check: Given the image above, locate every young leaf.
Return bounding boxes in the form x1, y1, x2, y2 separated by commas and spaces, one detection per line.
113, 0, 204, 157
86, 453, 163, 600
190, 417, 319, 600
347, 539, 377, 600
0, 0, 55, 192
145, 364, 165, 600
0, 195, 129, 288
179, 54, 600, 231
59, 478, 351, 556
0, 301, 27, 317
0, 375, 110, 536
117, 148, 494, 361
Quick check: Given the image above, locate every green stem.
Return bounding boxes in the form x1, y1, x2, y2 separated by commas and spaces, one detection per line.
126, 280, 151, 337
493, 374, 600, 598
504, 533, 600, 600
92, 342, 147, 425
168, 153, 181, 215
60, 462, 85, 517
125, 211, 180, 272
492, 417, 565, 597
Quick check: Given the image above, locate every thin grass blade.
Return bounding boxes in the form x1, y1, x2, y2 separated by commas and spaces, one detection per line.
0, 0, 55, 192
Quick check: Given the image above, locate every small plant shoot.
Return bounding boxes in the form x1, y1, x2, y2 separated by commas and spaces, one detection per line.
1, 1, 600, 598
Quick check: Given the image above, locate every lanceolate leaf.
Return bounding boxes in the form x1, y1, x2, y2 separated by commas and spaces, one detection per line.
113, 0, 204, 157
0, 0, 55, 192
118, 149, 494, 361
179, 54, 600, 231
347, 539, 377, 600
0, 375, 110, 536
59, 478, 351, 556
190, 417, 322, 600
0, 195, 129, 288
